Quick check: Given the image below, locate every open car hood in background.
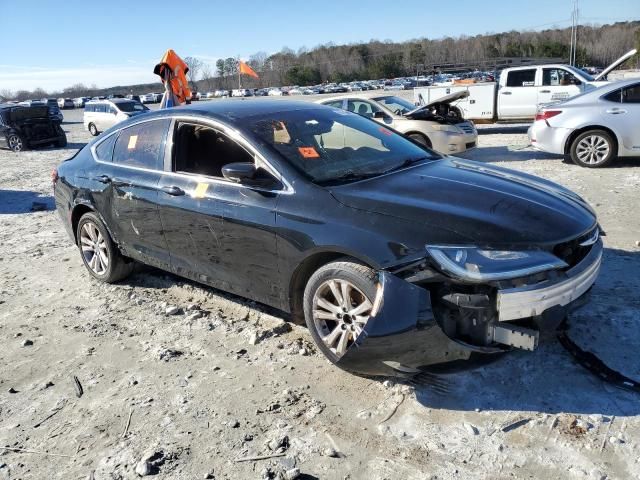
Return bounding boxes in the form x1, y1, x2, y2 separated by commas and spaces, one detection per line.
593, 48, 637, 81
406, 90, 469, 118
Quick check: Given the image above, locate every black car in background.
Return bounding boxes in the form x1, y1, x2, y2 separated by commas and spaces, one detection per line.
53, 100, 602, 377
0, 104, 67, 152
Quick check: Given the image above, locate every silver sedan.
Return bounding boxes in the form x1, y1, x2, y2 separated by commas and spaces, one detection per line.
529, 78, 640, 168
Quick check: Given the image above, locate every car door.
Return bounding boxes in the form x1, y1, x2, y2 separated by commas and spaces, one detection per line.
602, 82, 640, 155
498, 68, 538, 118
98, 118, 172, 268
538, 68, 582, 105
157, 119, 281, 306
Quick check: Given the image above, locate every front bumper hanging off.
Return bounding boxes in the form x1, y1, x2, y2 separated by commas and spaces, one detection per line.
336, 240, 603, 377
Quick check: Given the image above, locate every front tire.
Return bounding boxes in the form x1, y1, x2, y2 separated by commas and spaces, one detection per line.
570, 130, 615, 168
88, 123, 99, 136
76, 212, 133, 283
408, 133, 432, 148
8, 134, 25, 152
303, 259, 377, 365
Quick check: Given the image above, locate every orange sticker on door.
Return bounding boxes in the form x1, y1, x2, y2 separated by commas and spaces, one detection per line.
298, 147, 319, 158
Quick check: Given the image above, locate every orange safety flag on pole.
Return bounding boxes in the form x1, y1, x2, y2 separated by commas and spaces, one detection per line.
153, 49, 192, 107
239, 61, 259, 79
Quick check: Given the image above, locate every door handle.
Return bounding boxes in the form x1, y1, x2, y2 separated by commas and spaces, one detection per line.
605, 109, 626, 114
94, 175, 111, 184
501, 91, 512, 95
539, 90, 551, 93
160, 185, 185, 196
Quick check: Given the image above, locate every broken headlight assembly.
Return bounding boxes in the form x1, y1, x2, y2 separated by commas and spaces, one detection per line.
426, 246, 567, 282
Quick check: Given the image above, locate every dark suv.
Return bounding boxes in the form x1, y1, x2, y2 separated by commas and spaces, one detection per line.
0, 104, 67, 152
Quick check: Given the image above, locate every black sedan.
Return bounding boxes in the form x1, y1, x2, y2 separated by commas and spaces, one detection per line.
53, 100, 602, 377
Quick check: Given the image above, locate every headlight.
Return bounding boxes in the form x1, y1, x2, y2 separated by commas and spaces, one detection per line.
430, 124, 462, 133
426, 246, 567, 282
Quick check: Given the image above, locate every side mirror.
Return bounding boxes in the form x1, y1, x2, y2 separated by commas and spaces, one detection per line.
222, 162, 257, 183
373, 111, 387, 119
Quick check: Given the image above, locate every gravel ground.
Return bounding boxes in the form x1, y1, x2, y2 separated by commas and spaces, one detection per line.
0, 104, 639, 480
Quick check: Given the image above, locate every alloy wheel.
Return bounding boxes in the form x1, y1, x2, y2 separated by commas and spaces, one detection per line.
80, 222, 109, 275
312, 279, 373, 357
8, 135, 23, 152
576, 134, 610, 165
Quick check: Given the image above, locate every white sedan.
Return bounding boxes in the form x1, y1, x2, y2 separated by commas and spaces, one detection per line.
529, 78, 640, 168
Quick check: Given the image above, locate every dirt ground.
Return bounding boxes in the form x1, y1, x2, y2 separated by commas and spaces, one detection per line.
0, 102, 639, 480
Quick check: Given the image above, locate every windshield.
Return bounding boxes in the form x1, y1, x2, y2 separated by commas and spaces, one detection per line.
117, 101, 148, 113
373, 96, 417, 115
247, 107, 440, 184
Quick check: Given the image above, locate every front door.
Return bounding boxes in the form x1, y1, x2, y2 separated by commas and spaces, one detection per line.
157, 120, 281, 306
538, 68, 582, 105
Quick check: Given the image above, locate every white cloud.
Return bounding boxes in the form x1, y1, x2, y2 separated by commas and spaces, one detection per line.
0, 64, 160, 93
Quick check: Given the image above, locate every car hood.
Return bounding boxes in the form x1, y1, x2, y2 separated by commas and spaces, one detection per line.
328, 158, 596, 247
406, 90, 469, 118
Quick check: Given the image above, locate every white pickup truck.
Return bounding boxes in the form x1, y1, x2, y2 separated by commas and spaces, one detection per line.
413, 49, 637, 123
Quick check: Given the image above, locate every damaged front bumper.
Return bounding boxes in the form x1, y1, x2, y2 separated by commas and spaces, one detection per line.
336, 239, 603, 377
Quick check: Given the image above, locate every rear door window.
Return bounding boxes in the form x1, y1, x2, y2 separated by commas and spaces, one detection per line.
622, 84, 640, 103
506, 69, 536, 87
112, 119, 171, 170
602, 89, 622, 103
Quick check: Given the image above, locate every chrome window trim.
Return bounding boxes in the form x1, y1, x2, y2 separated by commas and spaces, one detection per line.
90, 114, 294, 195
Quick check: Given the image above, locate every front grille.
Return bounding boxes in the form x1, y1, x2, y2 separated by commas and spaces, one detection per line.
458, 123, 475, 134
465, 142, 476, 149
553, 227, 597, 268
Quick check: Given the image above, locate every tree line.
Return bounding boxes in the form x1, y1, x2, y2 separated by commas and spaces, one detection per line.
2, 21, 638, 101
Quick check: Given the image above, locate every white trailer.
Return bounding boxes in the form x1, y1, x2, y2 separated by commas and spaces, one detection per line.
413, 49, 637, 123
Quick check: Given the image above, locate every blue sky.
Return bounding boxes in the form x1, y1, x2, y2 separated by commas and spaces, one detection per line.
0, 0, 637, 92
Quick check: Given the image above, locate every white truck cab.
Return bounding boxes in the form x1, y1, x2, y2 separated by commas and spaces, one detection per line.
414, 49, 636, 123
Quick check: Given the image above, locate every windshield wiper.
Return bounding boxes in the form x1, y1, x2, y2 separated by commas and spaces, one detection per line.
317, 171, 380, 185
379, 156, 430, 175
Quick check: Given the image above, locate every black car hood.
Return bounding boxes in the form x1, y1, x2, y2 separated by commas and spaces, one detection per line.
329, 158, 596, 247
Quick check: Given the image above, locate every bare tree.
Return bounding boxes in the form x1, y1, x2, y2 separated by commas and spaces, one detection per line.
184, 56, 204, 90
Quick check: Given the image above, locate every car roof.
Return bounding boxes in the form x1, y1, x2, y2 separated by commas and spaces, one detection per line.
132, 99, 328, 126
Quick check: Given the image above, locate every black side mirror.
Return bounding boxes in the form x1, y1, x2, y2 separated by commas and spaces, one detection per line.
222, 162, 257, 183
373, 111, 387, 119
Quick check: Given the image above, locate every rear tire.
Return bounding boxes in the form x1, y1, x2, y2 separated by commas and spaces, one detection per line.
88, 123, 99, 136
570, 129, 615, 168
8, 134, 25, 152
303, 259, 377, 365
76, 212, 133, 283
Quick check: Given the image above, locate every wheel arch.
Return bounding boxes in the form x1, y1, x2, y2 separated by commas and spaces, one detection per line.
71, 203, 118, 249
564, 125, 619, 156
287, 249, 377, 324
404, 130, 432, 147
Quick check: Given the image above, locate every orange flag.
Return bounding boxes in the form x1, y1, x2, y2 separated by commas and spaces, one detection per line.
239, 61, 259, 79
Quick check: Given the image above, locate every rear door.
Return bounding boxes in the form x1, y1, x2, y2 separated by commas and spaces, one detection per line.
498, 68, 538, 119
100, 118, 171, 268
538, 68, 582, 105
601, 82, 640, 155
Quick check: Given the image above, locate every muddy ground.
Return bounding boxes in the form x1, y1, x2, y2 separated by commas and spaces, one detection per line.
0, 102, 639, 480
